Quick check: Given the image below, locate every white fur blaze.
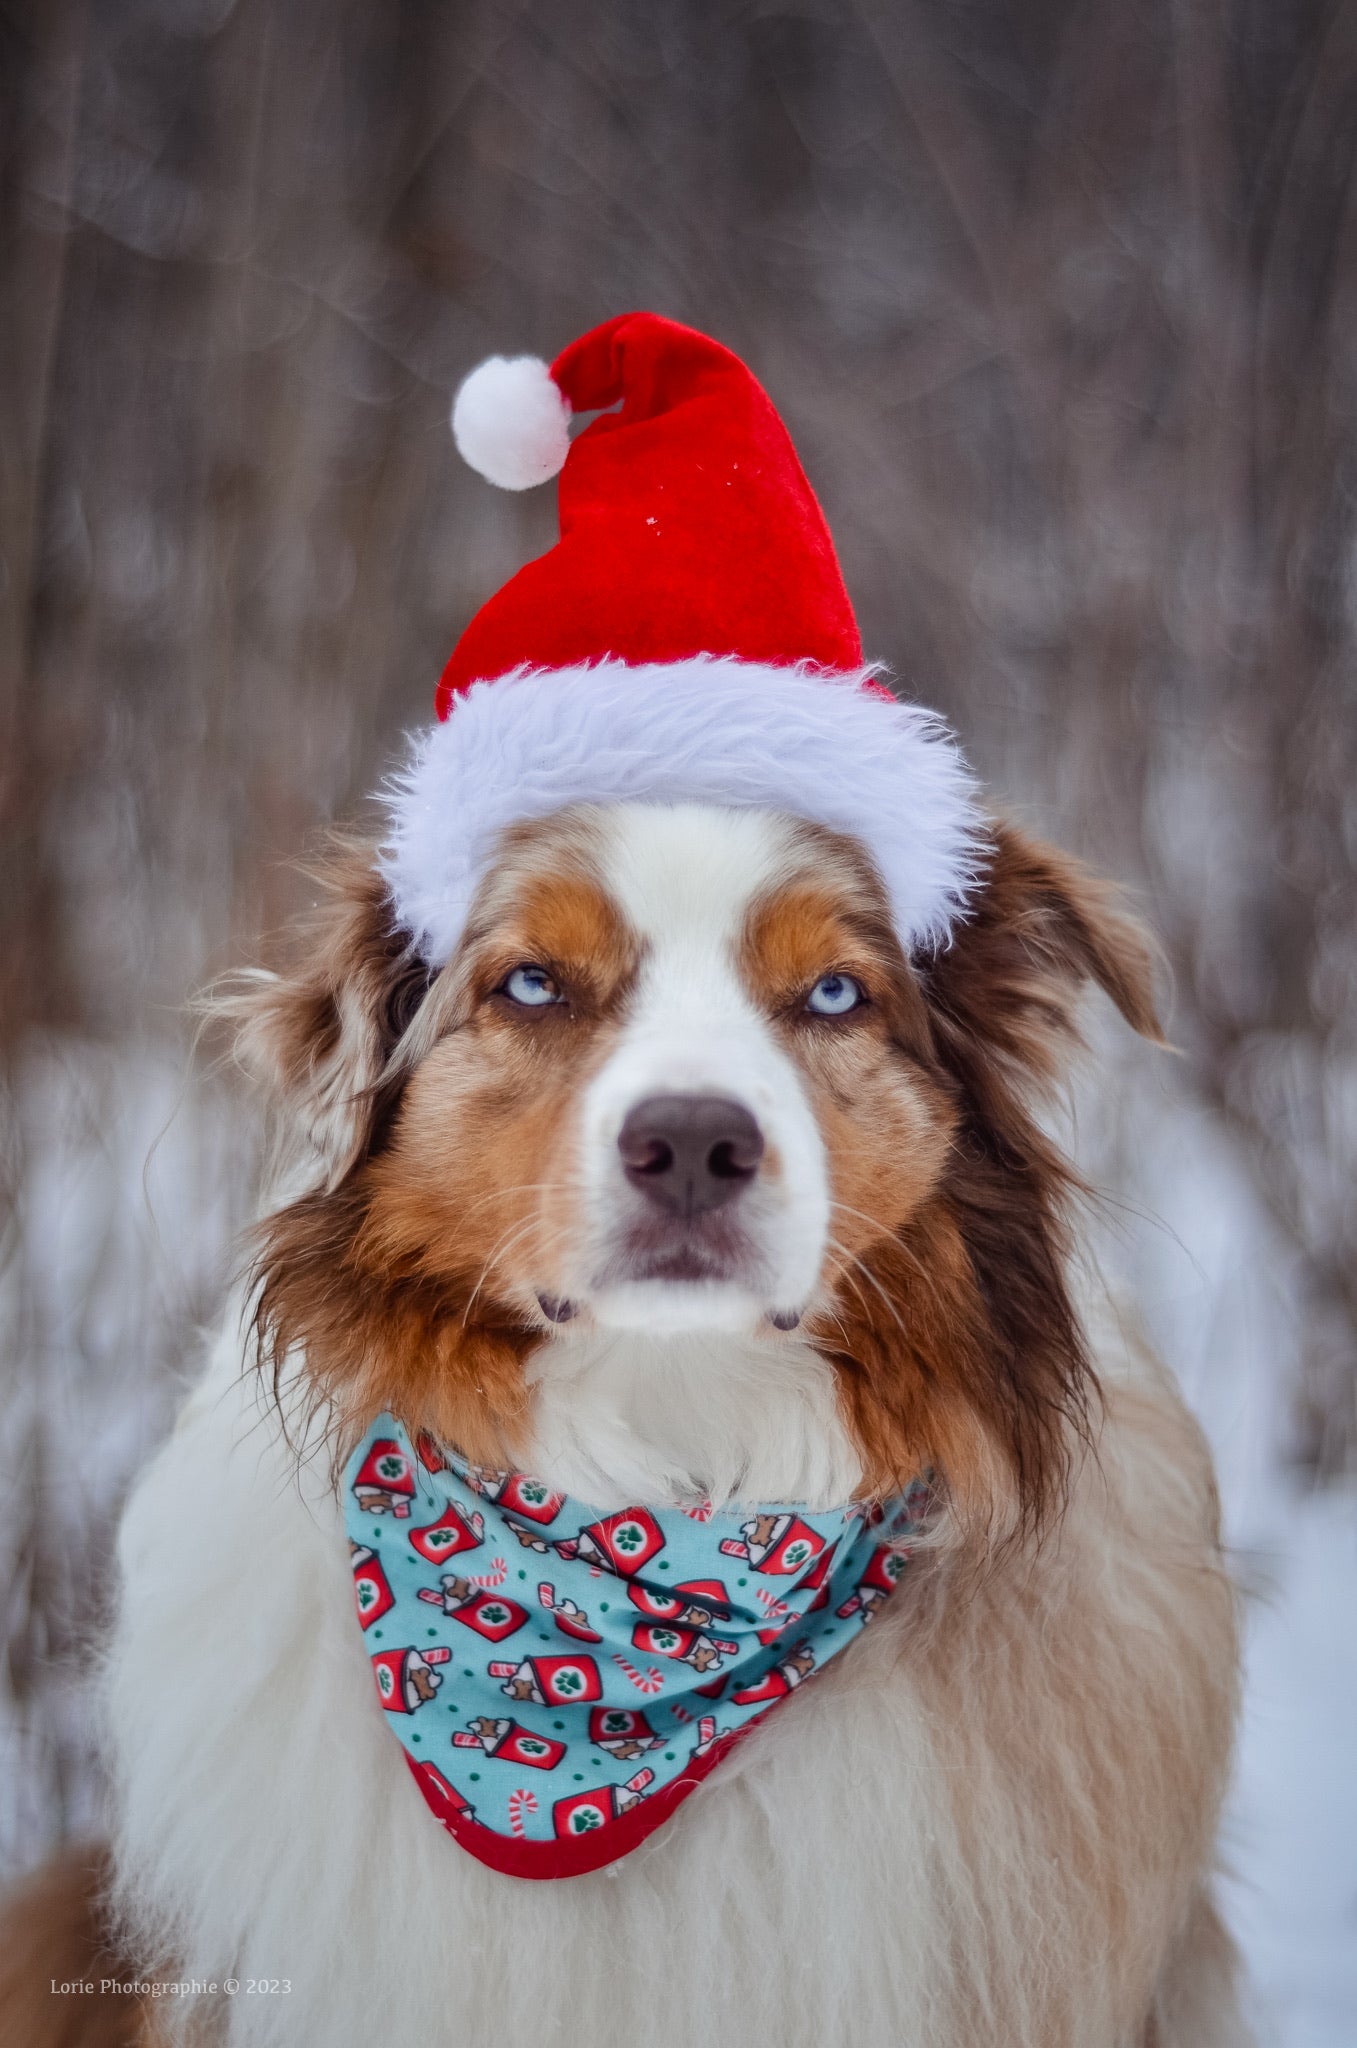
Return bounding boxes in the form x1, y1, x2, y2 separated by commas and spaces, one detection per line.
451, 355, 571, 491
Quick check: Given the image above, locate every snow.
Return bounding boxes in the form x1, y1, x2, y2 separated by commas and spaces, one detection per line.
1074, 1021, 1357, 2048
1222, 1491, 1357, 2048
0, 1039, 255, 1855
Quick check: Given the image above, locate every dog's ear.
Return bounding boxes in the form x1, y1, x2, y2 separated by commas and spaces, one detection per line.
216, 839, 433, 1187
923, 820, 1163, 1087
230, 844, 535, 1466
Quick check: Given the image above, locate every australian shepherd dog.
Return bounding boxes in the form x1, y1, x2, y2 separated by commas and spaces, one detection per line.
0, 315, 1249, 2047
8, 801, 1247, 2047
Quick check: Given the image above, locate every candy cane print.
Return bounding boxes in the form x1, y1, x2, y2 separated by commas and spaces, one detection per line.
755, 1587, 792, 1627
470, 1556, 508, 1588
508, 1788, 539, 1838
612, 1653, 665, 1696
623, 1768, 655, 1795
669, 1703, 694, 1723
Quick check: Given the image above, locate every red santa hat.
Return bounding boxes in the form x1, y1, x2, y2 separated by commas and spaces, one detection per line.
383, 312, 981, 964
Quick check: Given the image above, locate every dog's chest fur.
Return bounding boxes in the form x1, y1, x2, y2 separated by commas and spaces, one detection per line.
106, 1303, 1238, 2048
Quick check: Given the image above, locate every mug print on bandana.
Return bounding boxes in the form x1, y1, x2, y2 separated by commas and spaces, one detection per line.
343, 1418, 930, 1879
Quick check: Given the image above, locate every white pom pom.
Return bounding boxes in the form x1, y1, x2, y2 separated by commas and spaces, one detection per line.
451, 355, 571, 491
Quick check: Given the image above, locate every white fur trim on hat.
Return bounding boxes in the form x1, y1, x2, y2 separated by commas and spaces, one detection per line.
451, 355, 571, 491
381, 659, 984, 967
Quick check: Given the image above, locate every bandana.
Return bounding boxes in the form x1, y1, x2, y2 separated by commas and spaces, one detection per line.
344, 1416, 929, 1879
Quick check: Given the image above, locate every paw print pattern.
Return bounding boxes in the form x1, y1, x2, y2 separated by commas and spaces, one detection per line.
352, 1441, 417, 1518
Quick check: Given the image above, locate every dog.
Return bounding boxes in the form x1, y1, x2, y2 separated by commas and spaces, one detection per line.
1, 314, 1249, 2046
71, 797, 1239, 2047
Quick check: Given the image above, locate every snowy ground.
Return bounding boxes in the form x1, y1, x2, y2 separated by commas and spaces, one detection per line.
2, 1030, 1354, 2040
1078, 1029, 1357, 2047
1223, 1490, 1357, 2048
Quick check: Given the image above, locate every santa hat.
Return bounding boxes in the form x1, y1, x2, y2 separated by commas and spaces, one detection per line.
383, 312, 981, 965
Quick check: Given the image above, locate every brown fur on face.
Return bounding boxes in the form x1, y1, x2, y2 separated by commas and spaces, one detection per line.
238, 811, 1160, 1532
782, 820, 1160, 1532
734, 817, 1161, 1532
244, 817, 640, 1464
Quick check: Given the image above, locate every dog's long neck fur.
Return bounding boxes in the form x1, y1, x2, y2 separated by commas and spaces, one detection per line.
522, 1324, 863, 1511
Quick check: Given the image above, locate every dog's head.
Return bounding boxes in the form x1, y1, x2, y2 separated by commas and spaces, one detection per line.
237, 800, 1158, 1534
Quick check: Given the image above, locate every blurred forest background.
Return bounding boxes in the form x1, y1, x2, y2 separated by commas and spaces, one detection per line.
2, 0, 1355, 2036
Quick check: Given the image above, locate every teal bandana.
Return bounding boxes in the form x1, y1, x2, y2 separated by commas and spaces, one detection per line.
344, 1416, 930, 1878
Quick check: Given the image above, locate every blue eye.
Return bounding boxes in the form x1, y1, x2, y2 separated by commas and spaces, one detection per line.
806, 973, 864, 1017
502, 965, 562, 1008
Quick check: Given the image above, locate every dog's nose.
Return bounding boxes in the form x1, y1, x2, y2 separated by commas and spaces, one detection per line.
618, 1095, 765, 1217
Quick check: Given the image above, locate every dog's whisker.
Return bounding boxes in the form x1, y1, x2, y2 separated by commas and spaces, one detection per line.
827, 1197, 898, 1238
821, 1244, 888, 1340
460, 1213, 579, 1328
459, 1216, 545, 1327
455, 1179, 591, 1220
824, 1234, 915, 1346
826, 1200, 930, 1286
